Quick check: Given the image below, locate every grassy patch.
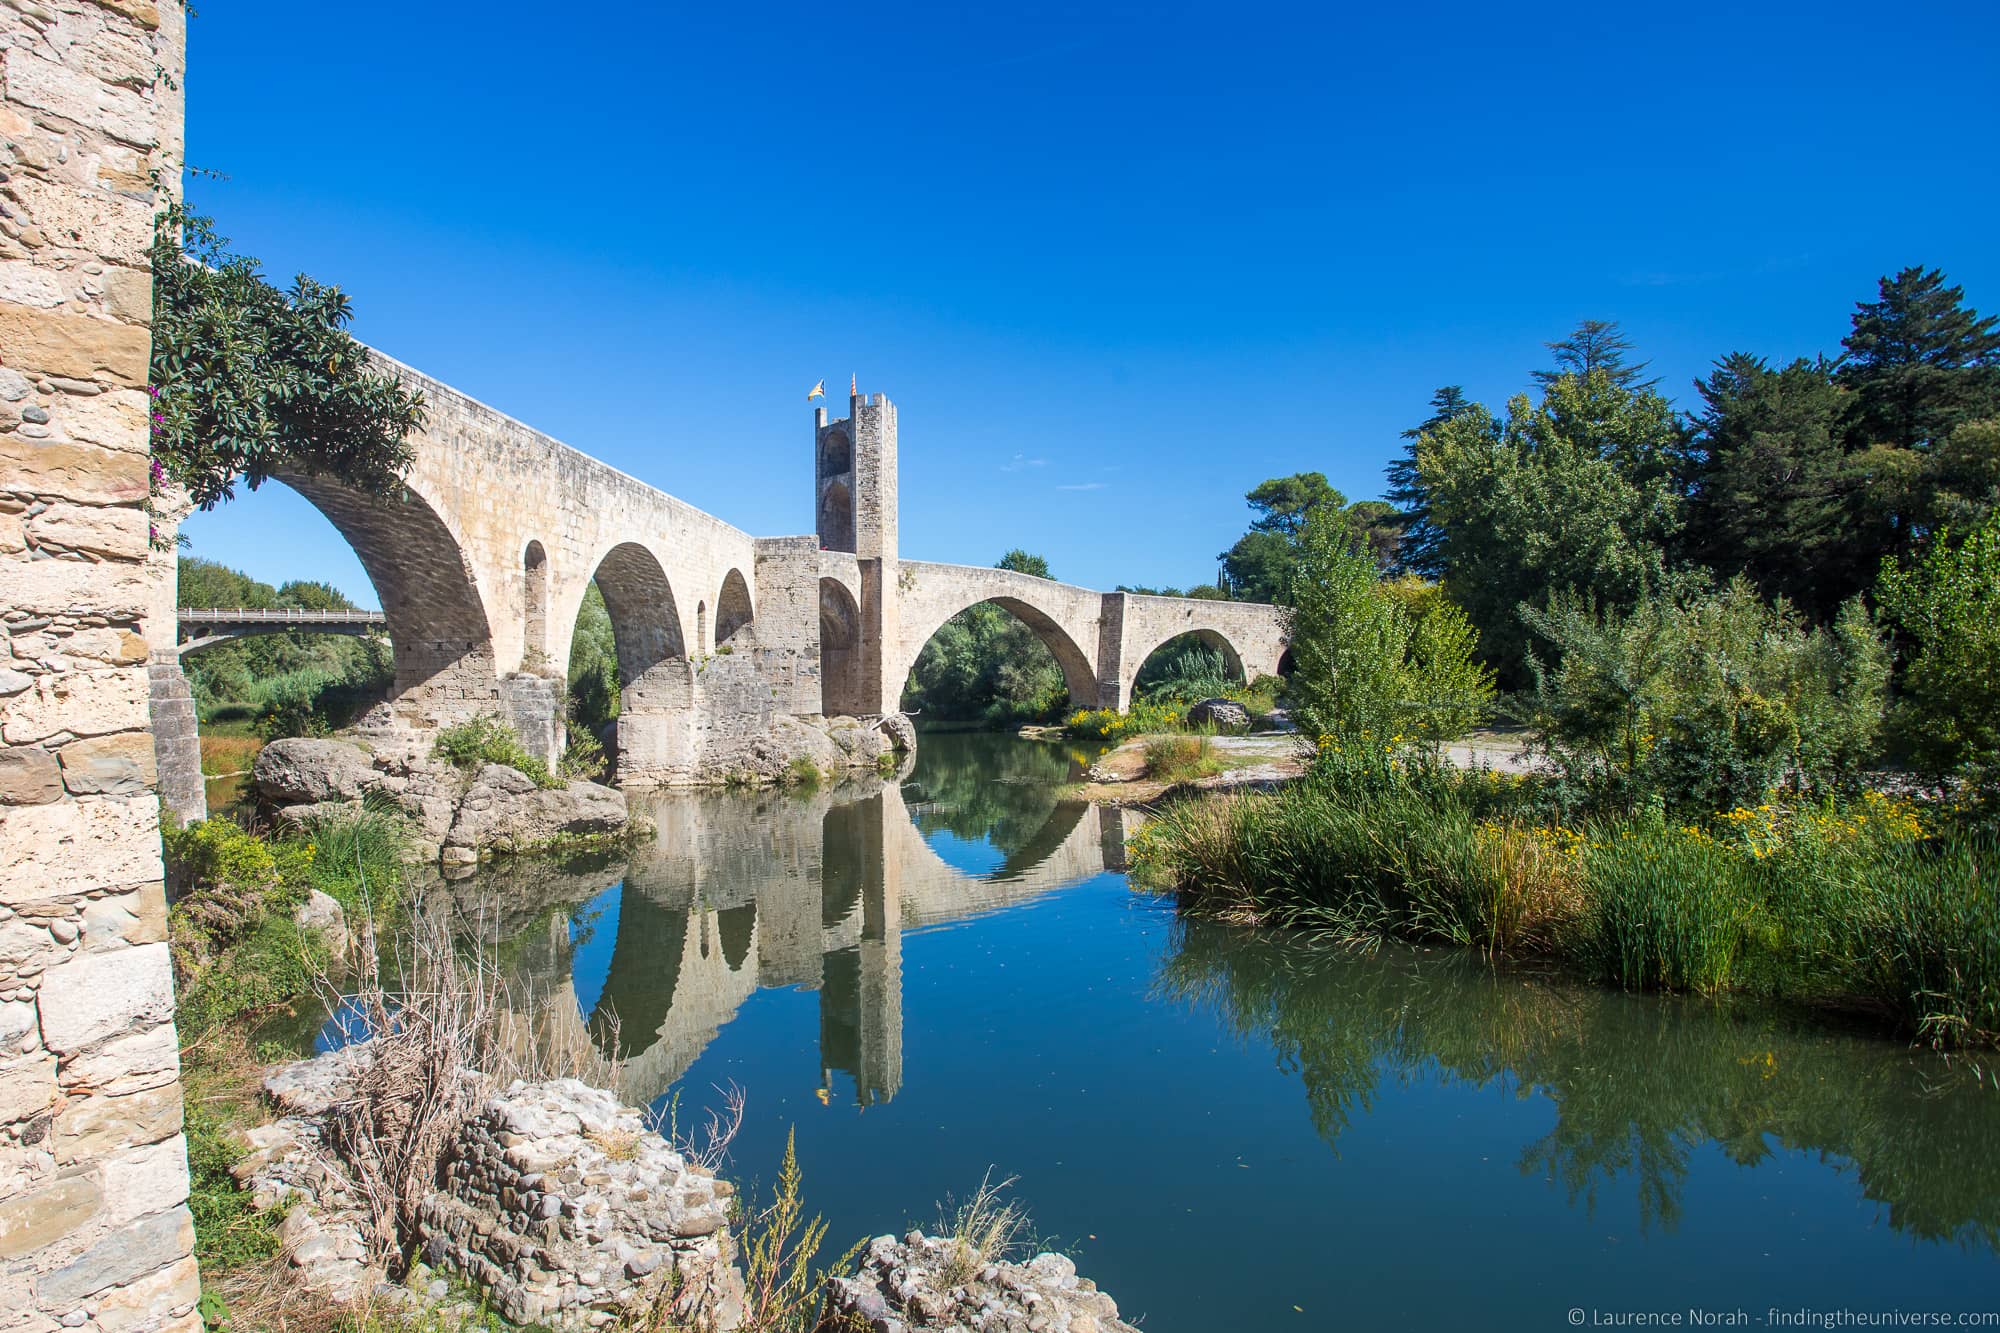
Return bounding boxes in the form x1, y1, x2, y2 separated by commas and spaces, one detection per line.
1138, 757, 2000, 1046
432, 715, 562, 789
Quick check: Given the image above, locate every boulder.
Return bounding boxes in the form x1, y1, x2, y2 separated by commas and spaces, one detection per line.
443, 765, 627, 857
1185, 697, 1252, 733
293, 890, 348, 960
255, 738, 381, 805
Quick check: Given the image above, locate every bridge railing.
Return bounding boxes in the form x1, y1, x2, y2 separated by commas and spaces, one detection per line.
177, 608, 387, 626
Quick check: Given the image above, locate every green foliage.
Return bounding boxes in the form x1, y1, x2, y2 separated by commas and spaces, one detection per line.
784, 755, 824, 788
1681, 354, 1858, 616
1575, 830, 1747, 994
150, 206, 427, 511
1133, 638, 1237, 704
1284, 511, 1494, 746
164, 816, 279, 895
1064, 699, 1186, 743
1413, 362, 1684, 685
1838, 266, 2000, 453
567, 581, 621, 746
1522, 579, 1888, 814
996, 549, 1051, 579
1877, 511, 2000, 783
1143, 735, 1222, 785
432, 715, 562, 789
1217, 472, 1403, 601
1857, 834, 2000, 1046
185, 1074, 284, 1280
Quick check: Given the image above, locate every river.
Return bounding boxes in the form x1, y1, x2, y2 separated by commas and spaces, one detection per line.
417, 732, 1999, 1330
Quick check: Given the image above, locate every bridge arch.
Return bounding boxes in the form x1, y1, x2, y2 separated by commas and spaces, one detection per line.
715, 568, 754, 647
896, 593, 1099, 714
1127, 627, 1247, 702
586, 541, 695, 782
275, 469, 498, 731
819, 578, 865, 715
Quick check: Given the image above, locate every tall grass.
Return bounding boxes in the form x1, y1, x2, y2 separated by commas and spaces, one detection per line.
1138, 761, 2000, 1046
1143, 735, 1222, 785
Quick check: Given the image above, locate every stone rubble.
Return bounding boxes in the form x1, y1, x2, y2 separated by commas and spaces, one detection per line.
240, 1047, 745, 1330
825, 1232, 1141, 1333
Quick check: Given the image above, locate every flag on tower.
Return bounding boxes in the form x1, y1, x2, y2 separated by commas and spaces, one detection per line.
850, 373, 857, 396
806, 379, 825, 401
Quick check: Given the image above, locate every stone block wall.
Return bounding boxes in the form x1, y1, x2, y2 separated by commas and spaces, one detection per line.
0, 2, 198, 1330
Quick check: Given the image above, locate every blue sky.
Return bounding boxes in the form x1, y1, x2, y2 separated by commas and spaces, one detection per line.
181, 1, 2000, 605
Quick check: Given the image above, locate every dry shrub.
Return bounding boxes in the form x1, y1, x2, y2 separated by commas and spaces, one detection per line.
322, 905, 497, 1270
1143, 735, 1221, 785
935, 1170, 1030, 1288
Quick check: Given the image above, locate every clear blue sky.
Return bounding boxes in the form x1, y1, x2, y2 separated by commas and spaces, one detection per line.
181, 1, 2000, 607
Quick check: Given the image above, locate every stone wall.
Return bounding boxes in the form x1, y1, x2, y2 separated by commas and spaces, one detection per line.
0, 2, 198, 1330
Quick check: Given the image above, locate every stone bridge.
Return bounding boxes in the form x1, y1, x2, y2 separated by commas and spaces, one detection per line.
151, 357, 1288, 810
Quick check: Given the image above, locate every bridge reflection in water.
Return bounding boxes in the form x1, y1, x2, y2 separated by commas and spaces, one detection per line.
450, 740, 1129, 1111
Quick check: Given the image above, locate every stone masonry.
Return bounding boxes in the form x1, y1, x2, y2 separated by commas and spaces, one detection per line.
0, 2, 199, 1330
149, 377, 1289, 810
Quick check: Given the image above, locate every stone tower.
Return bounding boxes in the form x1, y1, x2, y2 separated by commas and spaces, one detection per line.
814, 392, 897, 560
815, 393, 902, 713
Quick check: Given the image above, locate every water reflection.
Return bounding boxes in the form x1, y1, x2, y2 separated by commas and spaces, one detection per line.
439, 731, 2000, 1290
1158, 924, 2000, 1251
454, 764, 1130, 1109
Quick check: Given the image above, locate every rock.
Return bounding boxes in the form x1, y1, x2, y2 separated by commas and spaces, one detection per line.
1185, 698, 1251, 733
823, 1232, 1140, 1333
255, 738, 381, 805
0, 745, 63, 804
293, 891, 348, 959
443, 768, 626, 857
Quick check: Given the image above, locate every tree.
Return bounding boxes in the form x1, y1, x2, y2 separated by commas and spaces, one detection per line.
150, 206, 428, 511
1220, 473, 1404, 601
1285, 511, 1493, 746
1415, 368, 1683, 685
1876, 511, 2000, 784
996, 549, 1051, 579
1385, 386, 1481, 577
1534, 319, 1656, 391
1839, 266, 2000, 452
1681, 354, 1857, 615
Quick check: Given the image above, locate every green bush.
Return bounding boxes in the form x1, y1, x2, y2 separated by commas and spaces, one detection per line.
1878, 511, 2000, 785
1286, 511, 1494, 746
1064, 699, 1186, 743
1856, 834, 2000, 1045
1522, 577, 1888, 814
432, 715, 561, 789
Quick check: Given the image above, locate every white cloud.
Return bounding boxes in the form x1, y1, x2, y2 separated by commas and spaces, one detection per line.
1001, 454, 1049, 472
1057, 481, 1107, 492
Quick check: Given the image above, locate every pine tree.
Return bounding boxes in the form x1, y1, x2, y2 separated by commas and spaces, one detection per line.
1533, 319, 1657, 391
1386, 386, 1480, 576
1839, 266, 2000, 450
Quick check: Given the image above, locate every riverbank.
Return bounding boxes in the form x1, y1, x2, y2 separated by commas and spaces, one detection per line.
1134, 751, 2000, 1048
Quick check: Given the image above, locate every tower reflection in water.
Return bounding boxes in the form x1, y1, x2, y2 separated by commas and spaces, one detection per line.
453, 754, 1125, 1113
